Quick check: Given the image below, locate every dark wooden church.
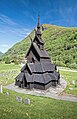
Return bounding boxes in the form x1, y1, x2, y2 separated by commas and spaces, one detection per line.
15, 17, 60, 90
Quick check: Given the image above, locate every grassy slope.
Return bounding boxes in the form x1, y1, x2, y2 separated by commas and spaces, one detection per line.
0, 51, 3, 57
42, 25, 77, 68
1, 24, 77, 68
0, 64, 77, 119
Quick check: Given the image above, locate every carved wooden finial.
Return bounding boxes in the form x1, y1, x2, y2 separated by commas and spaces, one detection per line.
37, 12, 40, 27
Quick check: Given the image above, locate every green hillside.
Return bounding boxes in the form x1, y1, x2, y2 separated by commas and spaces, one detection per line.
1, 24, 77, 68
0, 51, 3, 57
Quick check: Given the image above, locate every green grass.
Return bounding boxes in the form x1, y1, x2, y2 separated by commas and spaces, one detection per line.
0, 64, 77, 119
60, 70, 77, 95
0, 63, 20, 86
0, 88, 77, 119
0, 63, 20, 70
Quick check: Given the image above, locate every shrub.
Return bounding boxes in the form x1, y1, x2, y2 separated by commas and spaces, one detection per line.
5, 57, 10, 64
54, 60, 66, 67
68, 63, 77, 69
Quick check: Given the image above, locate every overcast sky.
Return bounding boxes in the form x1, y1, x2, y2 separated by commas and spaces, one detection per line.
0, 0, 77, 53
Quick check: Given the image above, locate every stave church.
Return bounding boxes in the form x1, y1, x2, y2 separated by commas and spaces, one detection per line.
15, 17, 60, 90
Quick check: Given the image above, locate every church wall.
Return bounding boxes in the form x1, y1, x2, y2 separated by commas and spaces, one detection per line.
27, 51, 33, 63
57, 78, 60, 84
45, 82, 52, 89
27, 83, 30, 89
45, 80, 59, 89
27, 47, 40, 62
34, 83, 45, 90
26, 83, 34, 89
31, 51, 38, 62
15, 80, 19, 86
51, 81, 57, 86
30, 83, 34, 89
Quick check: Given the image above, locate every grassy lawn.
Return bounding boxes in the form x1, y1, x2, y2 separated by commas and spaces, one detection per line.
60, 70, 77, 95
0, 88, 77, 119
0, 63, 20, 70
0, 64, 77, 119
0, 63, 20, 86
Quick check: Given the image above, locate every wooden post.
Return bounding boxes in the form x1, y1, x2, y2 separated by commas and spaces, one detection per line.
0, 84, 2, 93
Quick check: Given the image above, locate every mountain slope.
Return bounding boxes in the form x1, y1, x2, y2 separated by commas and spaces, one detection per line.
2, 24, 77, 68
0, 51, 3, 57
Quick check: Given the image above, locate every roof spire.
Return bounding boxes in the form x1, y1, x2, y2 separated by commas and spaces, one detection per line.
36, 13, 41, 36
37, 14, 40, 27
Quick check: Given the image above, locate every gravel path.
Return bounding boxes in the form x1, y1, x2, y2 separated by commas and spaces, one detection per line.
4, 78, 77, 102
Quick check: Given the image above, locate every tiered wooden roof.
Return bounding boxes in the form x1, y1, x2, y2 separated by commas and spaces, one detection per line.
15, 16, 60, 89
